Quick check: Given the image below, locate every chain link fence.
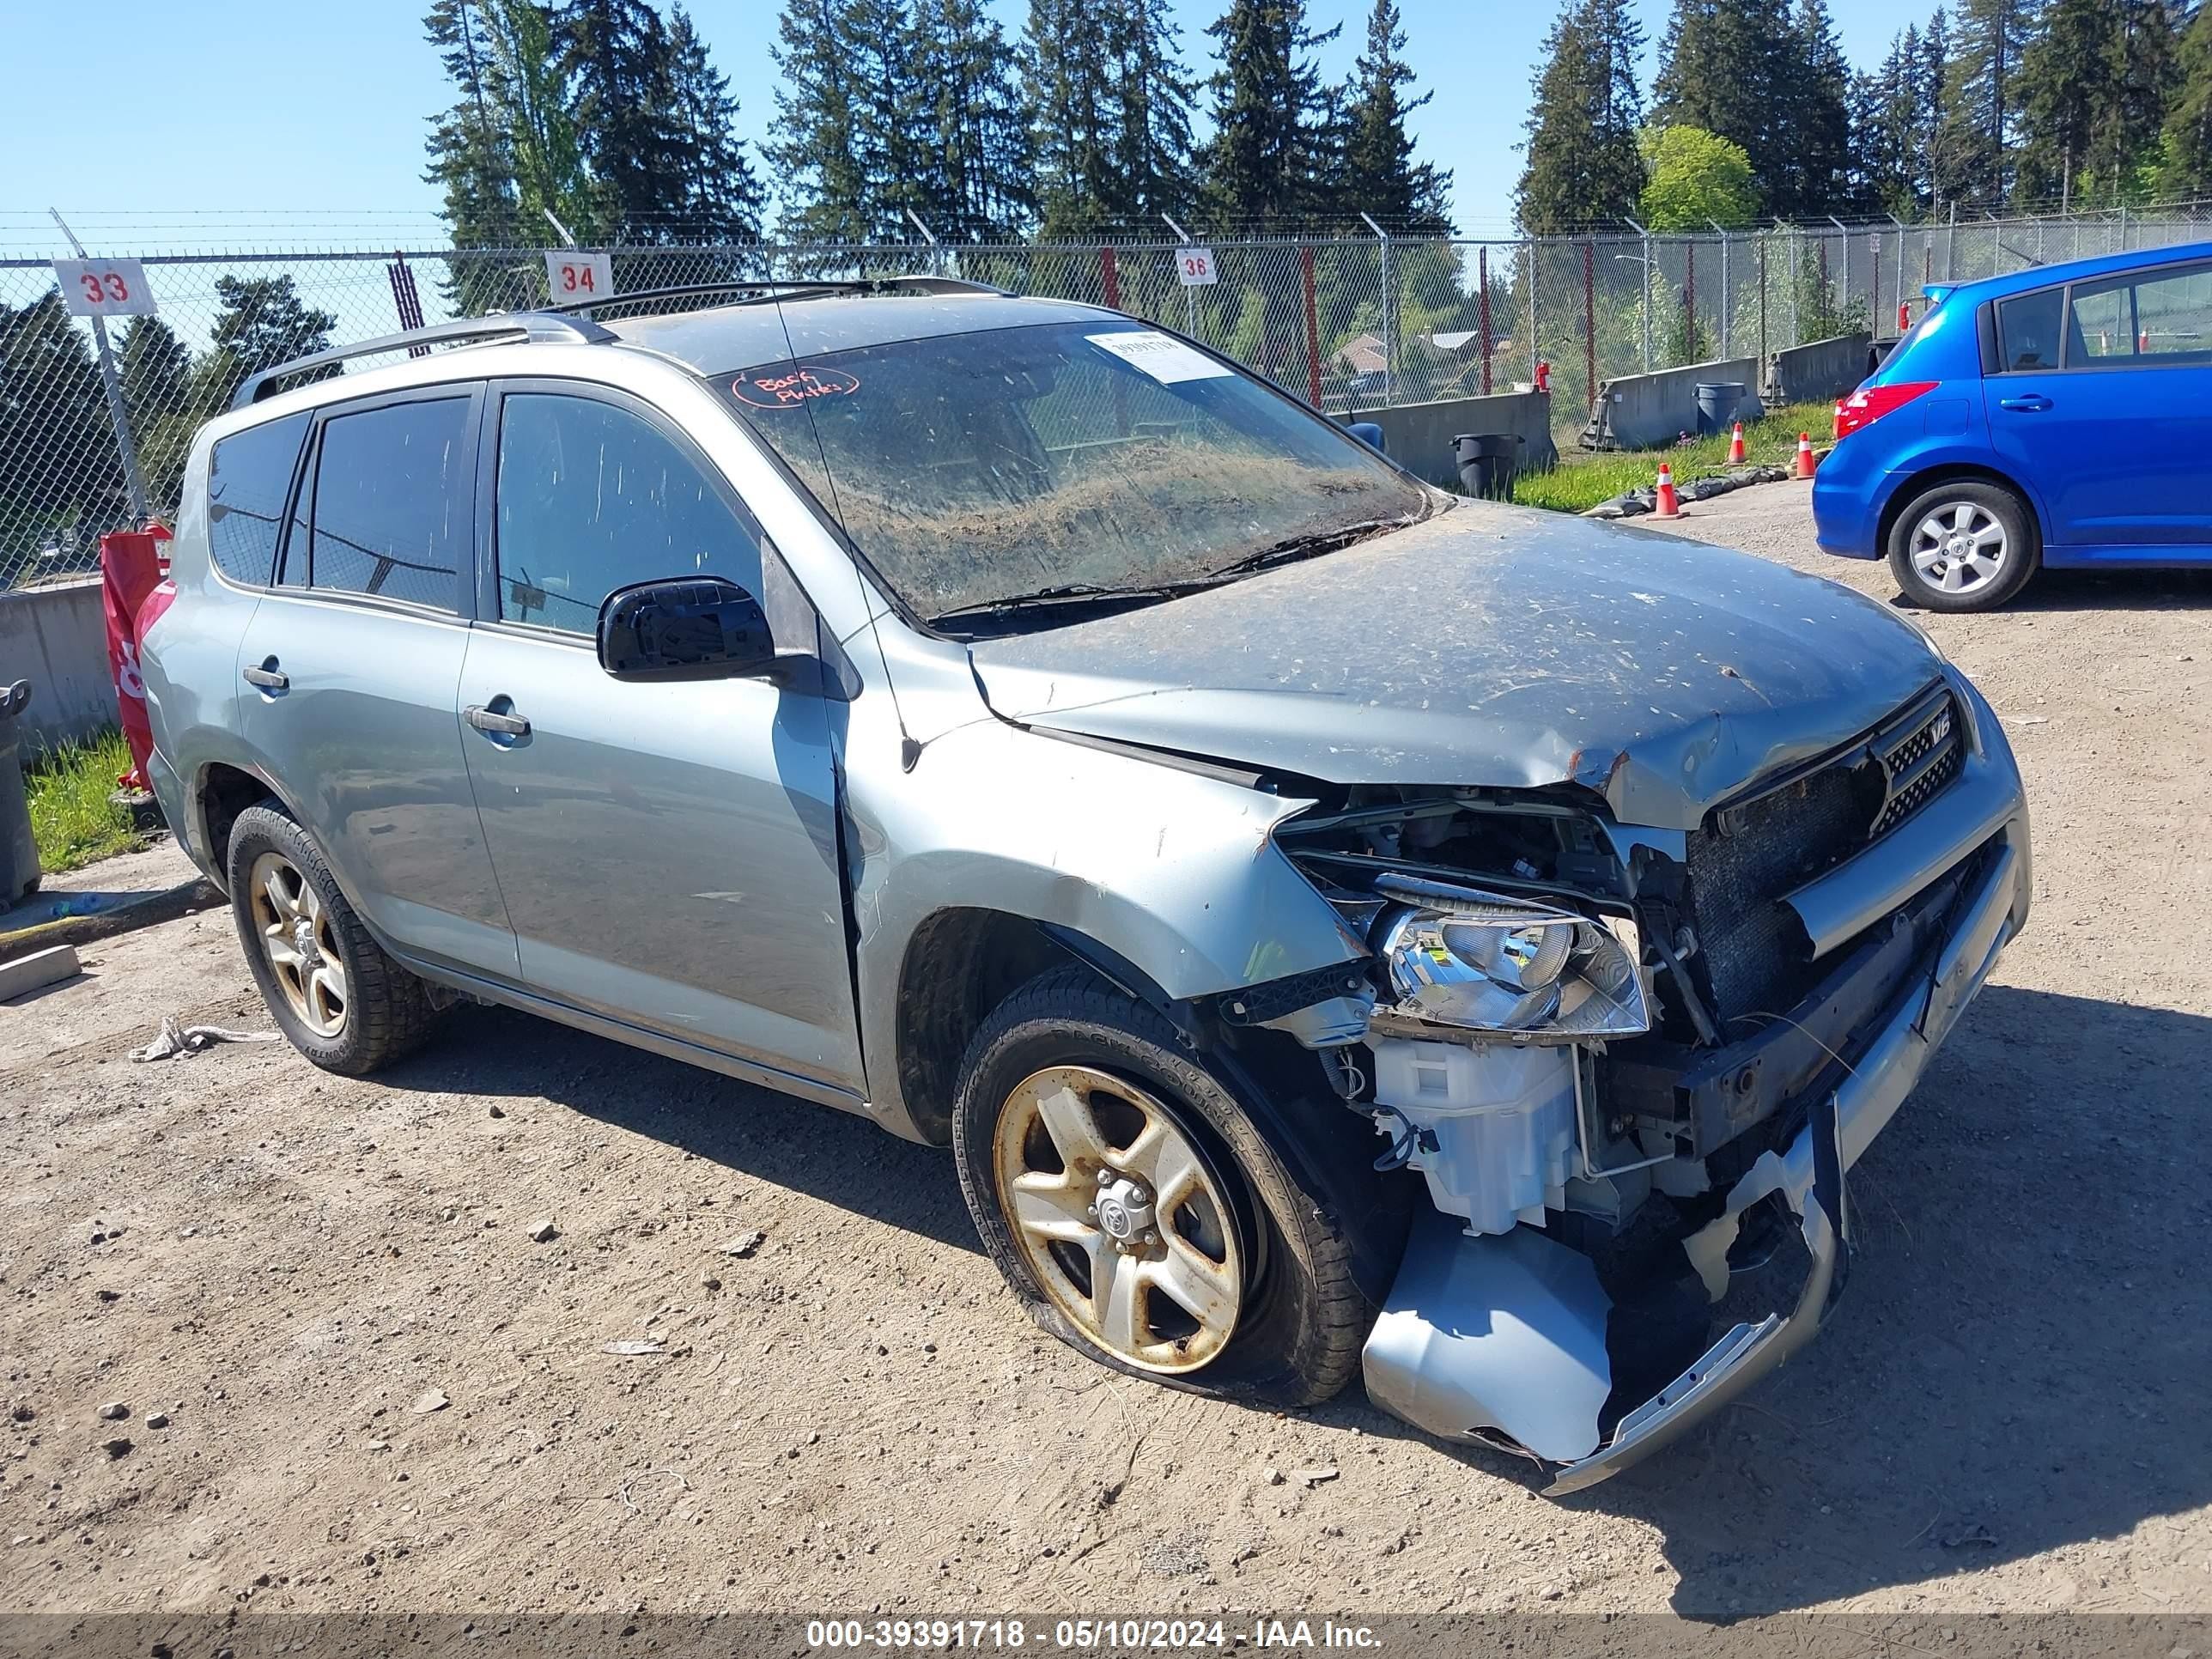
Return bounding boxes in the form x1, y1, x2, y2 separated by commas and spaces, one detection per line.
7, 207, 2209, 589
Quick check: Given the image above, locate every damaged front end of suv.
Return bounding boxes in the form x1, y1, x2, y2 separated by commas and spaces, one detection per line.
1246, 673, 2027, 1492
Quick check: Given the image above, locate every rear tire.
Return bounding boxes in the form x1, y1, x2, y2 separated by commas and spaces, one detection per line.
951, 968, 1371, 1407
226, 803, 441, 1076
1886, 480, 2038, 611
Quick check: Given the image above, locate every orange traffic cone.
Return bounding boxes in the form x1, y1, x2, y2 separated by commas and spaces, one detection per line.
1794, 432, 1816, 479
1652, 462, 1681, 519
1726, 422, 1746, 465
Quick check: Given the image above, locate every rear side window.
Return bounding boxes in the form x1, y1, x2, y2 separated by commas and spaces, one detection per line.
1996, 289, 2064, 371
206, 413, 307, 586
492, 392, 762, 635
2066, 264, 2212, 364
307, 398, 471, 611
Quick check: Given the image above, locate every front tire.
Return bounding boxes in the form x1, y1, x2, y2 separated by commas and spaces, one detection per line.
226, 803, 441, 1076
1887, 480, 2039, 611
951, 969, 1371, 1407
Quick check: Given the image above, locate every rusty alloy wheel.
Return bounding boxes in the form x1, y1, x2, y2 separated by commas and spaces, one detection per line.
246, 848, 349, 1039
990, 1064, 1245, 1374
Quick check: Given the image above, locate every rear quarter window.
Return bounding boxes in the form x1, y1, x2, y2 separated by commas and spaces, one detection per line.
206, 413, 308, 586
1996, 289, 2064, 372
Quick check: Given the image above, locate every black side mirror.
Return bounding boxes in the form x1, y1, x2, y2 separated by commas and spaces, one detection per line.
597, 577, 777, 682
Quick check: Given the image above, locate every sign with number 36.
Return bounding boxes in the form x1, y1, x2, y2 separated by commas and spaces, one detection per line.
1176, 246, 1218, 288
544, 251, 615, 301
54, 259, 156, 318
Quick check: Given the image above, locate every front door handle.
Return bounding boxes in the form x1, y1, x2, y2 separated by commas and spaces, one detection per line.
242, 660, 289, 691
1999, 394, 2053, 411
464, 703, 532, 738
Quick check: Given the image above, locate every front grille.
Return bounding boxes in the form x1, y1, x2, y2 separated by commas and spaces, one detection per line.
1685, 684, 1964, 1029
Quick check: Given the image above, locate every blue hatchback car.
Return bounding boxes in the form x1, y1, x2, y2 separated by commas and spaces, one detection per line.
1814, 240, 2212, 611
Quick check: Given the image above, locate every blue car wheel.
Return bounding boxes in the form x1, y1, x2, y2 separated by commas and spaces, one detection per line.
1885, 480, 2039, 612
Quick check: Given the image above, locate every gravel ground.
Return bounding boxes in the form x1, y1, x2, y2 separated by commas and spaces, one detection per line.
3, 481, 2209, 1621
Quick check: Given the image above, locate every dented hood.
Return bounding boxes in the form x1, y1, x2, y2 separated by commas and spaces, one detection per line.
964, 501, 1946, 830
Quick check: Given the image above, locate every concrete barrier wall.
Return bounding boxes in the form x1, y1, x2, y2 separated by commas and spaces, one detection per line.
1765, 332, 1877, 406
1578, 357, 1759, 450
1341, 391, 1558, 488
0, 579, 114, 755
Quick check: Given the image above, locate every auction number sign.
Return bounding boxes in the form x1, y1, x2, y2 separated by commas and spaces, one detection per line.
1176, 246, 1219, 288
544, 250, 615, 301
54, 258, 156, 318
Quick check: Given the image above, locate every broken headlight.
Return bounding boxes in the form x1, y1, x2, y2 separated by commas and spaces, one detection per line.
1375, 875, 1651, 1038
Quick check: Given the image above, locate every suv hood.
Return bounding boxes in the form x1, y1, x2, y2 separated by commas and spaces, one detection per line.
964, 502, 1948, 831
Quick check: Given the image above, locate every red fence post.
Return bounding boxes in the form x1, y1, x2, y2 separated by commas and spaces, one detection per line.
1301, 245, 1322, 408
1100, 246, 1121, 310
1583, 240, 1597, 414
1478, 246, 1492, 396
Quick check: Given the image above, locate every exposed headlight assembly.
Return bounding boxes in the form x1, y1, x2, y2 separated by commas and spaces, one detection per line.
1372, 872, 1651, 1039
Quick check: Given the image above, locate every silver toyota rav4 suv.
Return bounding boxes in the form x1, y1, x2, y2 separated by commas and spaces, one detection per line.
143, 278, 2029, 1492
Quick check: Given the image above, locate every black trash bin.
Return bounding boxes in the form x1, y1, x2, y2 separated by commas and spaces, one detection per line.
0, 681, 37, 910
1692, 381, 1746, 435
1452, 432, 1522, 501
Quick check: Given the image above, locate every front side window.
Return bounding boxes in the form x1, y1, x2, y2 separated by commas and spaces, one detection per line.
307, 398, 471, 611
1996, 289, 2064, 371
717, 320, 1431, 627
206, 413, 307, 586
493, 393, 763, 634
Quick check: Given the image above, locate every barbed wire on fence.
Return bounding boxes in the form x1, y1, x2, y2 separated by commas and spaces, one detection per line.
6, 206, 2209, 591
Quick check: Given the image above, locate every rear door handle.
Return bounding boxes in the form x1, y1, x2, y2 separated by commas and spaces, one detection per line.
464, 703, 531, 738
241, 661, 289, 691
1999, 394, 2053, 411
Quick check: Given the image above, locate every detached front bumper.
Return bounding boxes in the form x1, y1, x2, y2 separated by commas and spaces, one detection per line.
1364, 725, 2027, 1492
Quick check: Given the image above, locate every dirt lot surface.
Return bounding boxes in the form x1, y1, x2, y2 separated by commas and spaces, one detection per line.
3, 480, 2208, 1622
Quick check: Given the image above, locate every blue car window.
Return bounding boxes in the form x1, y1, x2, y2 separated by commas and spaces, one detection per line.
2130, 265, 2212, 359
1997, 289, 2064, 371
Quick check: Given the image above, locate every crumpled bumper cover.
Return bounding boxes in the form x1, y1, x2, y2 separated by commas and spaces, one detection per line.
1362, 827, 2024, 1493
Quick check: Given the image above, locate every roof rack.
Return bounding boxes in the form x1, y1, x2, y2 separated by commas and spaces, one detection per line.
544, 273, 1017, 317
230, 312, 616, 410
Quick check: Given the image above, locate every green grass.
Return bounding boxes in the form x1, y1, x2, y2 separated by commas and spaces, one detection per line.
23, 729, 143, 874
1509, 402, 1835, 515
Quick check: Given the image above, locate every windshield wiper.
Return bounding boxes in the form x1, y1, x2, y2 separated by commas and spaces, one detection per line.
1202, 516, 1419, 581
928, 581, 1194, 626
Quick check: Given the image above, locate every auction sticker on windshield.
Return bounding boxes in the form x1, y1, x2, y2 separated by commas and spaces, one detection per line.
1088, 331, 1234, 385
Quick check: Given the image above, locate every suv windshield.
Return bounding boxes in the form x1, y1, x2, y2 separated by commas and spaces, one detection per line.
715, 319, 1432, 626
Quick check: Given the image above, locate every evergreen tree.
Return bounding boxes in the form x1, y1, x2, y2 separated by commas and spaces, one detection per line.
2015, 0, 2115, 207
1651, 0, 1788, 209
1850, 27, 1925, 214
194, 277, 338, 413
663, 3, 763, 242
768, 0, 876, 242
117, 318, 195, 514
1024, 0, 1196, 234
1935, 0, 2033, 208
0, 294, 119, 554
1112, 0, 1200, 222
1338, 0, 1453, 231
1516, 0, 1647, 234
1202, 0, 1340, 228
912, 0, 1034, 240
2097, 0, 2179, 200
424, 0, 519, 247
1773, 0, 1853, 217
557, 0, 687, 237
2157, 0, 2212, 198
1914, 11, 1952, 207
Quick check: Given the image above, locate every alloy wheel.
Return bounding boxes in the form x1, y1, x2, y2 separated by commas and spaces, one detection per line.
1909, 500, 2008, 594
247, 850, 349, 1039
992, 1065, 1244, 1373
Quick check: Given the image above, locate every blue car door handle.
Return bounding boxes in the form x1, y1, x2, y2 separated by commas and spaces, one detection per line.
1999, 394, 2053, 412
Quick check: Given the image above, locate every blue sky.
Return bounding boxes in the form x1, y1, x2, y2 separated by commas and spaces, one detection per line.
3, 0, 1934, 252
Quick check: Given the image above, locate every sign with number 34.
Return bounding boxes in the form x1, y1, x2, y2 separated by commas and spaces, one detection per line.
545, 251, 615, 301
54, 259, 156, 318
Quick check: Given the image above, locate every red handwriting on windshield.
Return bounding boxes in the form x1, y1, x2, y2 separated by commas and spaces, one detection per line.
731, 366, 861, 409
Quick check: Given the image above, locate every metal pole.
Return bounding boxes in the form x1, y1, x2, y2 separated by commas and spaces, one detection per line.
1625, 216, 1651, 371
1946, 202, 1957, 283
1526, 237, 1537, 383
1827, 216, 1850, 324
1684, 240, 1696, 362
1478, 246, 1492, 395
1360, 212, 1393, 403
1583, 238, 1596, 413
1711, 222, 1729, 356
49, 209, 149, 522
1889, 214, 1908, 331
543, 207, 579, 246
1161, 213, 1200, 343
